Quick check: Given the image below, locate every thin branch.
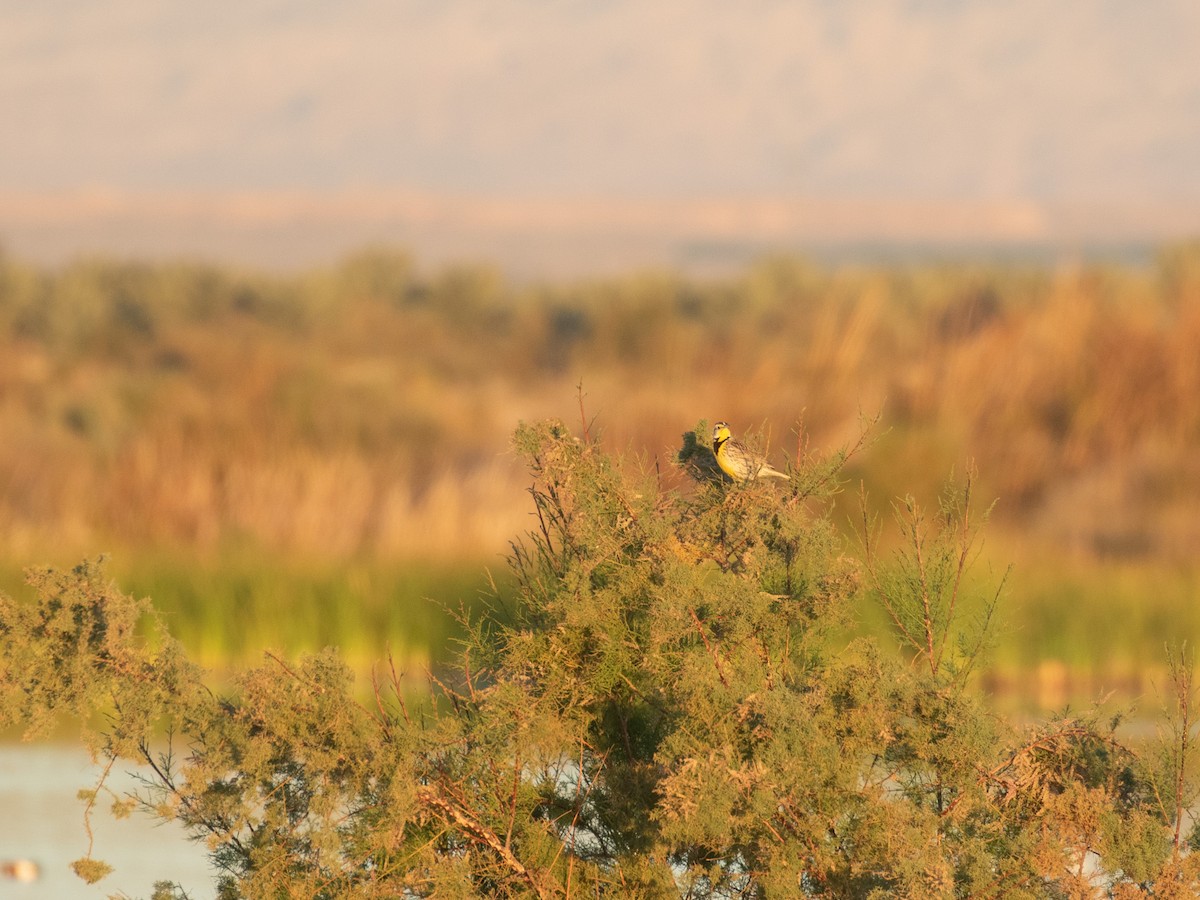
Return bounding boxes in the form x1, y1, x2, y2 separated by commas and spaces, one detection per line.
425, 665, 467, 717
689, 607, 730, 688
935, 467, 975, 675
417, 783, 556, 899
858, 484, 923, 654
505, 749, 522, 853
388, 651, 412, 726
80, 754, 116, 861
576, 380, 597, 444
951, 566, 1009, 690
264, 650, 325, 695
463, 646, 479, 704
137, 736, 251, 860
1171, 645, 1194, 854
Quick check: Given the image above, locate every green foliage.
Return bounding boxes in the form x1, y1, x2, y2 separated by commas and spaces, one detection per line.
2, 421, 1200, 897
858, 466, 1004, 686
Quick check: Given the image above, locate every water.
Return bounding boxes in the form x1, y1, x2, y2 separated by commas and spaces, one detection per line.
0, 744, 214, 900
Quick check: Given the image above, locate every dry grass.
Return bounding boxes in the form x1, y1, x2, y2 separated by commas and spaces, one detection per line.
2, 244, 1200, 687
2, 246, 1199, 566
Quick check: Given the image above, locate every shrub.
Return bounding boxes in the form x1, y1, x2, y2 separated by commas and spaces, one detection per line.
2, 419, 1199, 897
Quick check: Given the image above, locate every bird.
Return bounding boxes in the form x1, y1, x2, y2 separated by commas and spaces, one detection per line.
711, 421, 789, 482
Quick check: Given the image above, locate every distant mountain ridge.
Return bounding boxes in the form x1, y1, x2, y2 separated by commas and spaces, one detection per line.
1, 188, 1196, 275
3, 2, 1199, 272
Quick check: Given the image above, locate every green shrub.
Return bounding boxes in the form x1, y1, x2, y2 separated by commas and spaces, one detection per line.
2, 420, 1199, 897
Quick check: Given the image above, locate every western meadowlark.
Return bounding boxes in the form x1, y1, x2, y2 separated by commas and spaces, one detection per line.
712, 421, 789, 481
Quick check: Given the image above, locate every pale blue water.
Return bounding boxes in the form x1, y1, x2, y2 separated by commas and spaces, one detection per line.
0, 744, 214, 900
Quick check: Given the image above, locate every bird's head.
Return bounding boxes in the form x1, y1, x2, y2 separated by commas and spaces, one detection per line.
712, 421, 731, 447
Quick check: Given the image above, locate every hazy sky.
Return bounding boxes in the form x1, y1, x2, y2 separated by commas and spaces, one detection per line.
4, 0, 1199, 204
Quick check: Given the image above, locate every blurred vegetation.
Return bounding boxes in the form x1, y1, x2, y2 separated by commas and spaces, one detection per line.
1, 242, 1199, 691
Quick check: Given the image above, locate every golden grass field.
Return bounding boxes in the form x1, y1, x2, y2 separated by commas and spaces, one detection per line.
2, 243, 1199, 702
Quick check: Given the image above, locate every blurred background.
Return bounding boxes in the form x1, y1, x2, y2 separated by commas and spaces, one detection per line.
3, 0, 1200, 704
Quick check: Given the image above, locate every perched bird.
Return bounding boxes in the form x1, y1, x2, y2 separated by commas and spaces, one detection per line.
712, 421, 789, 482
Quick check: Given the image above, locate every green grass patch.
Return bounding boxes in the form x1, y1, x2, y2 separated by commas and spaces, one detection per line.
0, 551, 514, 679
848, 546, 1200, 709
998, 557, 1200, 670
3, 545, 1194, 704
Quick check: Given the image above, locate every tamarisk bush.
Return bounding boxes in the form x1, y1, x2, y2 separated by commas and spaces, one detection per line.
2, 419, 1200, 898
